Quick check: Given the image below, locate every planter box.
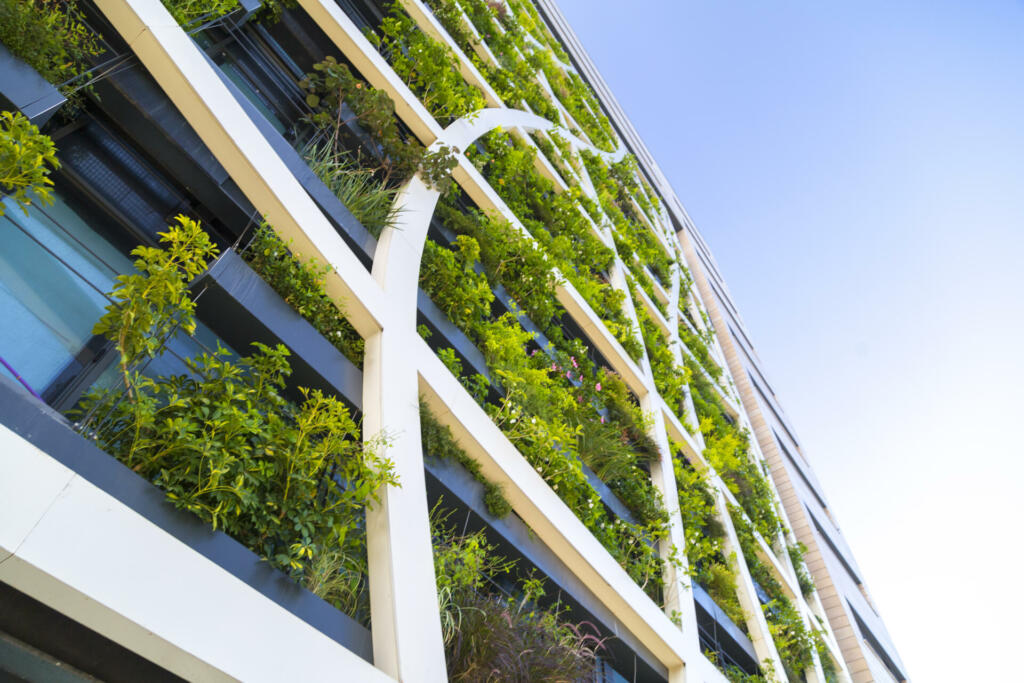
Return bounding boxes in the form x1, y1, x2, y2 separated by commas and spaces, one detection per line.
0, 44, 66, 126
0, 373, 373, 663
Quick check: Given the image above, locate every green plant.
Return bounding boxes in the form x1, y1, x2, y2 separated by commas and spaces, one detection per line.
788, 541, 816, 597
432, 506, 603, 681
421, 401, 511, 518
368, 1, 485, 123
467, 130, 643, 361
731, 507, 815, 678
300, 56, 457, 190
688, 357, 782, 540
418, 234, 669, 598
75, 219, 397, 624
0, 0, 100, 99
243, 224, 364, 367
303, 142, 400, 237
160, 0, 239, 26
674, 454, 745, 628
0, 111, 60, 216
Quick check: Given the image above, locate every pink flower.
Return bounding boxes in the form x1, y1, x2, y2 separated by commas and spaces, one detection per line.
566, 370, 572, 379
595, 383, 602, 392
571, 356, 578, 368
531, 349, 538, 356
551, 364, 557, 372
600, 416, 605, 423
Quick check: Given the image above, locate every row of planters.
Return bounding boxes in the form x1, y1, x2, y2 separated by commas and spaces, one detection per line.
418, 194, 672, 600
731, 509, 839, 682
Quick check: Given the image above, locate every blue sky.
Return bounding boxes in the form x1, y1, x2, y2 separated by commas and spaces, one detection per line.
555, 0, 1024, 679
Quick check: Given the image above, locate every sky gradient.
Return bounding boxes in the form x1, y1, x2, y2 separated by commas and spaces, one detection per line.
554, 1, 1024, 679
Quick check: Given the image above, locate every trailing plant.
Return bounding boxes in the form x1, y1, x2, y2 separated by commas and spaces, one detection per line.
678, 315, 722, 382
731, 506, 816, 678
634, 298, 691, 425
243, 224, 364, 367
688, 357, 782, 540
0, 111, 60, 216
0, 0, 100, 101
300, 56, 457, 190
74, 218, 397, 624
421, 401, 512, 518
432, 507, 604, 681
787, 541, 816, 597
302, 142, 400, 237
368, 1, 485, 123
673, 453, 744, 628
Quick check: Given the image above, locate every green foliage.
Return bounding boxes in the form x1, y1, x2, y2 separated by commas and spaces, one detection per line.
731, 507, 816, 678
432, 507, 603, 680
92, 215, 220, 383
303, 142, 399, 237
160, 0, 239, 26
300, 56, 457, 190
0, 111, 59, 216
788, 541, 816, 597
704, 650, 780, 683
814, 629, 839, 682
583, 150, 673, 288
419, 228, 669, 598
421, 402, 512, 518
76, 221, 397, 625
368, 1, 485, 122
426, 0, 562, 125
688, 357, 782, 540
468, 130, 643, 361
243, 224, 364, 368
0, 0, 100, 100
674, 454, 745, 628
635, 300, 691, 425
678, 315, 722, 382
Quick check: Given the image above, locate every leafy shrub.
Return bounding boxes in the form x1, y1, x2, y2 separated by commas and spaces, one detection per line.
243, 224, 364, 367
0, 111, 59, 216
160, 0, 239, 26
368, 1, 485, 122
0, 0, 100, 98
75, 217, 397, 624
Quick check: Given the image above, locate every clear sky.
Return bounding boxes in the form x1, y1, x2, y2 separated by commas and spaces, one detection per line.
554, 1, 1024, 679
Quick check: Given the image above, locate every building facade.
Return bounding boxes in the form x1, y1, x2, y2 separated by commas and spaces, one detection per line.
0, 0, 905, 681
